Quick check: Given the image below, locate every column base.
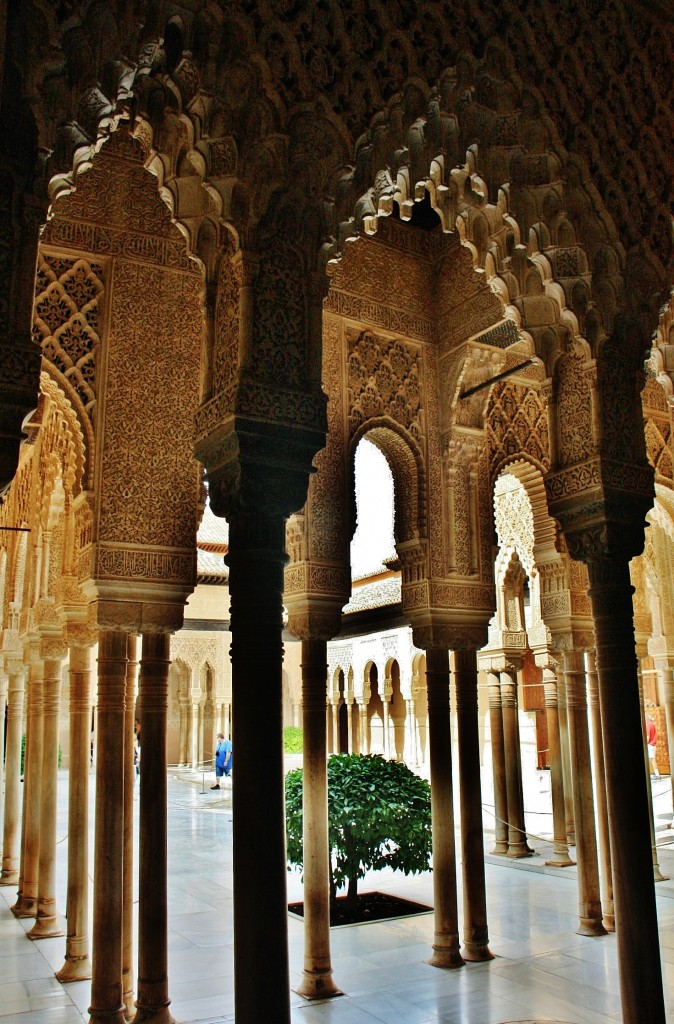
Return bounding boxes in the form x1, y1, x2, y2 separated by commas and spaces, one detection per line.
11, 894, 37, 918
544, 853, 576, 868
28, 912, 66, 940
603, 914, 616, 932
132, 1006, 174, 1024
490, 842, 509, 856
576, 917, 607, 937
507, 846, 533, 859
56, 956, 92, 982
653, 863, 669, 883
461, 941, 494, 962
88, 1004, 128, 1024
294, 968, 343, 1000
0, 871, 19, 885
427, 939, 465, 969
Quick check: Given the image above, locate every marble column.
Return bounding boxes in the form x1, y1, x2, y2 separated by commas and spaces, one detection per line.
134, 633, 173, 1024
382, 699, 390, 758
662, 663, 674, 816
453, 649, 493, 962
487, 670, 508, 855
557, 672, 576, 846
360, 704, 369, 754
228, 510, 292, 1023
13, 643, 43, 918
346, 699, 354, 754
57, 637, 94, 980
588, 555, 665, 1024
1, 660, 25, 884
0, 672, 7, 841
562, 650, 605, 936
122, 635, 139, 1017
586, 651, 614, 931
500, 667, 531, 857
190, 703, 199, 768
636, 661, 667, 883
29, 641, 66, 939
331, 703, 340, 754
542, 665, 574, 867
88, 629, 128, 1024
296, 638, 341, 1000
425, 648, 463, 969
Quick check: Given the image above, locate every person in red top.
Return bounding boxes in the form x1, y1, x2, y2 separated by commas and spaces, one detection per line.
646, 714, 659, 778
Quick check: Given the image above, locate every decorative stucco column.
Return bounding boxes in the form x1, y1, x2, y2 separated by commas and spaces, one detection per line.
1, 659, 25, 885
134, 632, 173, 1024
486, 670, 508, 855
13, 641, 43, 918
500, 666, 531, 857
587, 553, 665, 1024
28, 637, 67, 939
296, 637, 341, 1000
123, 635, 139, 1018
0, 671, 7, 838
89, 629, 128, 1024
541, 663, 574, 867
425, 647, 463, 969
562, 649, 605, 936
453, 649, 493, 962
586, 650, 614, 931
57, 632, 95, 980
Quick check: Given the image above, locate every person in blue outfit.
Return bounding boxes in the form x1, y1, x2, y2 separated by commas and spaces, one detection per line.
211, 733, 232, 789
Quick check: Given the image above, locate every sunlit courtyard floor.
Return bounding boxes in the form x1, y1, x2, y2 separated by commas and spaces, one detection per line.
1, 768, 674, 1024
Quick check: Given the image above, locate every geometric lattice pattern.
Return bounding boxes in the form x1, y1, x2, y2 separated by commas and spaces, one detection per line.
32, 251, 104, 421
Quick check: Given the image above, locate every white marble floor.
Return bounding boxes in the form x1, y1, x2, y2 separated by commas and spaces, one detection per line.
1, 770, 674, 1024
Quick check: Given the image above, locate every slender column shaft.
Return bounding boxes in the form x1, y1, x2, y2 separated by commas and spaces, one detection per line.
588, 556, 666, 1024
346, 700, 354, 754
500, 669, 530, 857
637, 663, 666, 882
557, 672, 575, 845
88, 630, 128, 1024
663, 667, 674, 816
13, 648, 43, 917
57, 642, 94, 980
360, 704, 369, 754
28, 651, 65, 938
297, 638, 341, 1000
563, 650, 605, 935
229, 511, 291, 1023
542, 667, 574, 867
190, 704, 198, 768
426, 648, 463, 969
134, 633, 173, 1024
122, 636, 139, 1017
487, 671, 508, 854
0, 677, 7, 846
382, 700, 390, 758
331, 704, 340, 754
453, 649, 493, 962
586, 651, 614, 931
1, 665, 25, 884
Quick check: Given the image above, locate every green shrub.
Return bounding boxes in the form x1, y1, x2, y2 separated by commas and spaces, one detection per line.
283, 726, 303, 754
286, 753, 433, 909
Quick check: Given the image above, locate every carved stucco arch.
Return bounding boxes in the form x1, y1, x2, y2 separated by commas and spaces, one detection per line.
16, 3, 670, 318
349, 419, 425, 550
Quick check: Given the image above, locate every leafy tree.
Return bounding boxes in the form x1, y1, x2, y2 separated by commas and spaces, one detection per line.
286, 753, 433, 910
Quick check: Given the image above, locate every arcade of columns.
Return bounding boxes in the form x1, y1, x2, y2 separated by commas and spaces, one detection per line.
0, 4, 673, 1024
